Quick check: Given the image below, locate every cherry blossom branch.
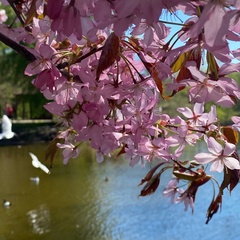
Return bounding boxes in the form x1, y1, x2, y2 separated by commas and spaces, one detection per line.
74, 46, 103, 64
159, 20, 186, 26
7, 0, 25, 26
0, 32, 36, 61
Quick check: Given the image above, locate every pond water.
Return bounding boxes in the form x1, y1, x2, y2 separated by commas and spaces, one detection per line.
0, 142, 240, 240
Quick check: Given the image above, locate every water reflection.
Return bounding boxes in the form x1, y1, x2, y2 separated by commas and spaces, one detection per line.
30, 177, 40, 185
27, 204, 50, 235
0, 143, 240, 240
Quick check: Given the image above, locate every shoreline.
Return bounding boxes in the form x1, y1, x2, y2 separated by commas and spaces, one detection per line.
0, 120, 61, 146
11, 119, 54, 124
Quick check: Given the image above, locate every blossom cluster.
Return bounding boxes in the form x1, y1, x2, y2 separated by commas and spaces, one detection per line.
1, 0, 240, 223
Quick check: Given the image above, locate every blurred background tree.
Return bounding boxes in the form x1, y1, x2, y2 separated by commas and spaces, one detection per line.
161, 72, 240, 125
0, 4, 51, 119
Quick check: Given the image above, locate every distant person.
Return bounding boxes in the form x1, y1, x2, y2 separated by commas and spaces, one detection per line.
5, 103, 13, 119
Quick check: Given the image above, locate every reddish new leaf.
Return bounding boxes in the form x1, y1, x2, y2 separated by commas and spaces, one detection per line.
138, 162, 166, 186
151, 64, 171, 100
206, 193, 222, 224
173, 167, 211, 184
220, 168, 239, 194
222, 126, 239, 144
175, 65, 193, 83
24, 0, 37, 26
206, 51, 219, 80
45, 136, 64, 167
96, 32, 120, 80
220, 151, 240, 194
128, 37, 143, 51
170, 46, 202, 97
139, 172, 161, 197
138, 57, 170, 100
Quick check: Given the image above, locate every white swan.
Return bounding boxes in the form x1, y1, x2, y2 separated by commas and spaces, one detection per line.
0, 115, 15, 140
29, 152, 51, 174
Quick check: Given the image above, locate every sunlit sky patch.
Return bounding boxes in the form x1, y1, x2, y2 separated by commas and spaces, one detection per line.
161, 10, 240, 64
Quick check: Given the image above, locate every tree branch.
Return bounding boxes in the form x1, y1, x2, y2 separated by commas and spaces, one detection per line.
0, 32, 36, 62
7, 0, 25, 26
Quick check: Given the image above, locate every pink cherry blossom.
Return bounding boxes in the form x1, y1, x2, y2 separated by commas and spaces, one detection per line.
175, 191, 195, 214
32, 17, 55, 49
57, 142, 80, 164
182, 61, 236, 107
24, 44, 57, 76
46, 0, 64, 19
163, 178, 183, 203
177, 103, 204, 126
131, 21, 168, 46
137, 137, 171, 162
96, 151, 104, 163
194, 137, 240, 172
166, 116, 200, 158
232, 116, 240, 132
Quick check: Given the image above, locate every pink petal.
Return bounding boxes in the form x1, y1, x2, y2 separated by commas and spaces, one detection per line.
207, 137, 222, 155
63, 6, 74, 37
47, 0, 64, 19
204, 3, 228, 48
93, 0, 112, 22
210, 160, 224, 172
232, 116, 240, 124
152, 22, 168, 40
143, 27, 153, 46
219, 62, 240, 75
194, 152, 216, 164
96, 152, 104, 163
131, 22, 148, 35
115, 1, 139, 18
203, 43, 232, 63
193, 103, 204, 115
177, 107, 193, 118
207, 106, 217, 124
186, 61, 206, 81
212, 93, 234, 107
224, 157, 240, 170
223, 142, 236, 156
39, 44, 55, 59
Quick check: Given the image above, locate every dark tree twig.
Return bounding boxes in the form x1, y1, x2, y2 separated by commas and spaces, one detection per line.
0, 32, 36, 62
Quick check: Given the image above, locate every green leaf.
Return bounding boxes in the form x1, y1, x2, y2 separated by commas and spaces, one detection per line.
171, 52, 188, 73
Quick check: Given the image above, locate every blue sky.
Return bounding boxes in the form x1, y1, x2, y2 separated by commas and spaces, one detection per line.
162, 10, 240, 64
